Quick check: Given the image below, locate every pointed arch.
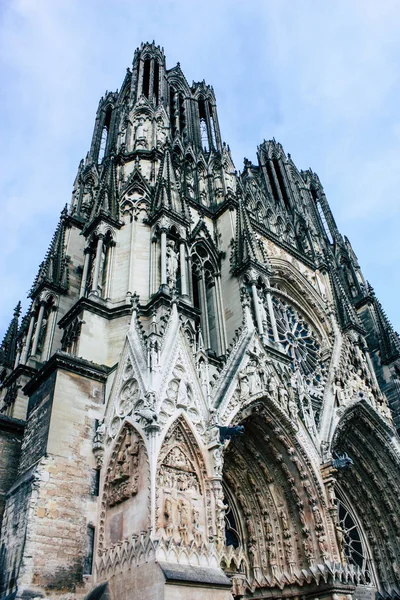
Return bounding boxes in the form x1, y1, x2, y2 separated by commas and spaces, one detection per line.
156, 414, 210, 547
98, 421, 150, 561
221, 399, 337, 590
332, 402, 400, 595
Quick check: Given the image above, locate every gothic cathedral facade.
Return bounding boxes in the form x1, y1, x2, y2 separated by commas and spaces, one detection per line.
1, 43, 400, 600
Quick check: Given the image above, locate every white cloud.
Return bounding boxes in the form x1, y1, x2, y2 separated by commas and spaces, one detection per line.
1, 0, 399, 335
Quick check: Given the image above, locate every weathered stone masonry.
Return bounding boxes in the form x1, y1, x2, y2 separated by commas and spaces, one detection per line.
1, 42, 400, 600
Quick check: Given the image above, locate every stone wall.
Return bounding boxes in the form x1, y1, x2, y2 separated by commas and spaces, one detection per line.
0, 415, 24, 534
0, 367, 105, 599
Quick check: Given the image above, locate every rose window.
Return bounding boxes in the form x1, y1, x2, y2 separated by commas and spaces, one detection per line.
272, 297, 320, 376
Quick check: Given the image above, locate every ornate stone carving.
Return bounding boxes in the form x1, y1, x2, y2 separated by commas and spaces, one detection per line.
105, 427, 140, 507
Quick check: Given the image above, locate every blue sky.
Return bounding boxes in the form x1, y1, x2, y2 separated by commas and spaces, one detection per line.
1, 0, 400, 337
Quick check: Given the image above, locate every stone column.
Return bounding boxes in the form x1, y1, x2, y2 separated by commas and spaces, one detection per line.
179, 241, 188, 296
160, 230, 167, 286
21, 312, 36, 363
215, 274, 227, 352
127, 216, 136, 296
79, 248, 91, 297
199, 272, 210, 349
31, 302, 45, 357
104, 243, 114, 299
91, 235, 104, 294
266, 290, 279, 344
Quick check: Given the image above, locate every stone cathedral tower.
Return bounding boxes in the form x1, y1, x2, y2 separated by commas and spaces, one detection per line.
1, 42, 400, 600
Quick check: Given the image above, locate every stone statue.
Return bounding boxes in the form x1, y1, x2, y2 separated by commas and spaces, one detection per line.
166, 241, 179, 287
135, 116, 148, 148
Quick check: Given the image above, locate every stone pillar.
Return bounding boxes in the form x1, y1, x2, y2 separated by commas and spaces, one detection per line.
31, 302, 45, 357
160, 230, 167, 286
79, 248, 91, 297
104, 243, 114, 299
266, 290, 279, 344
127, 216, 136, 296
199, 272, 210, 349
150, 237, 158, 295
179, 241, 188, 296
21, 313, 35, 363
91, 235, 104, 294
215, 274, 227, 352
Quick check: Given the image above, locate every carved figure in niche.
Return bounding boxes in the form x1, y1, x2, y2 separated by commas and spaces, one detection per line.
317, 534, 329, 560
215, 495, 228, 535
287, 227, 296, 246
245, 350, 263, 394
335, 523, 346, 562
312, 504, 323, 529
268, 542, 277, 563
303, 479, 315, 503
327, 484, 336, 508
192, 507, 202, 543
303, 535, 315, 561
248, 544, 260, 569
298, 226, 311, 254
186, 164, 195, 199
213, 168, 224, 200
268, 375, 279, 402
107, 428, 141, 507
278, 385, 289, 407
263, 515, 273, 541
166, 241, 179, 287
284, 538, 294, 562
93, 420, 106, 467
280, 509, 290, 537
156, 117, 168, 148
198, 170, 209, 206
246, 517, 256, 543
148, 339, 159, 372
178, 499, 191, 541
287, 387, 299, 421
164, 497, 174, 537
134, 116, 148, 148
238, 369, 250, 398
213, 445, 224, 477
118, 116, 128, 150
176, 378, 188, 408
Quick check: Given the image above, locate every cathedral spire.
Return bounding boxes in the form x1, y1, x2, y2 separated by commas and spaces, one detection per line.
29, 207, 69, 298
368, 283, 400, 363
90, 154, 120, 221
0, 301, 21, 370
329, 265, 364, 333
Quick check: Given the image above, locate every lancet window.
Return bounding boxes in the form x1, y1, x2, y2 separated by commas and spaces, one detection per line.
81, 230, 115, 299
169, 86, 186, 139
141, 56, 160, 105
152, 227, 189, 297
312, 187, 334, 244
336, 494, 374, 582
190, 243, 225, 355
198, 97, 217, 152
98, 108, 112, 163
